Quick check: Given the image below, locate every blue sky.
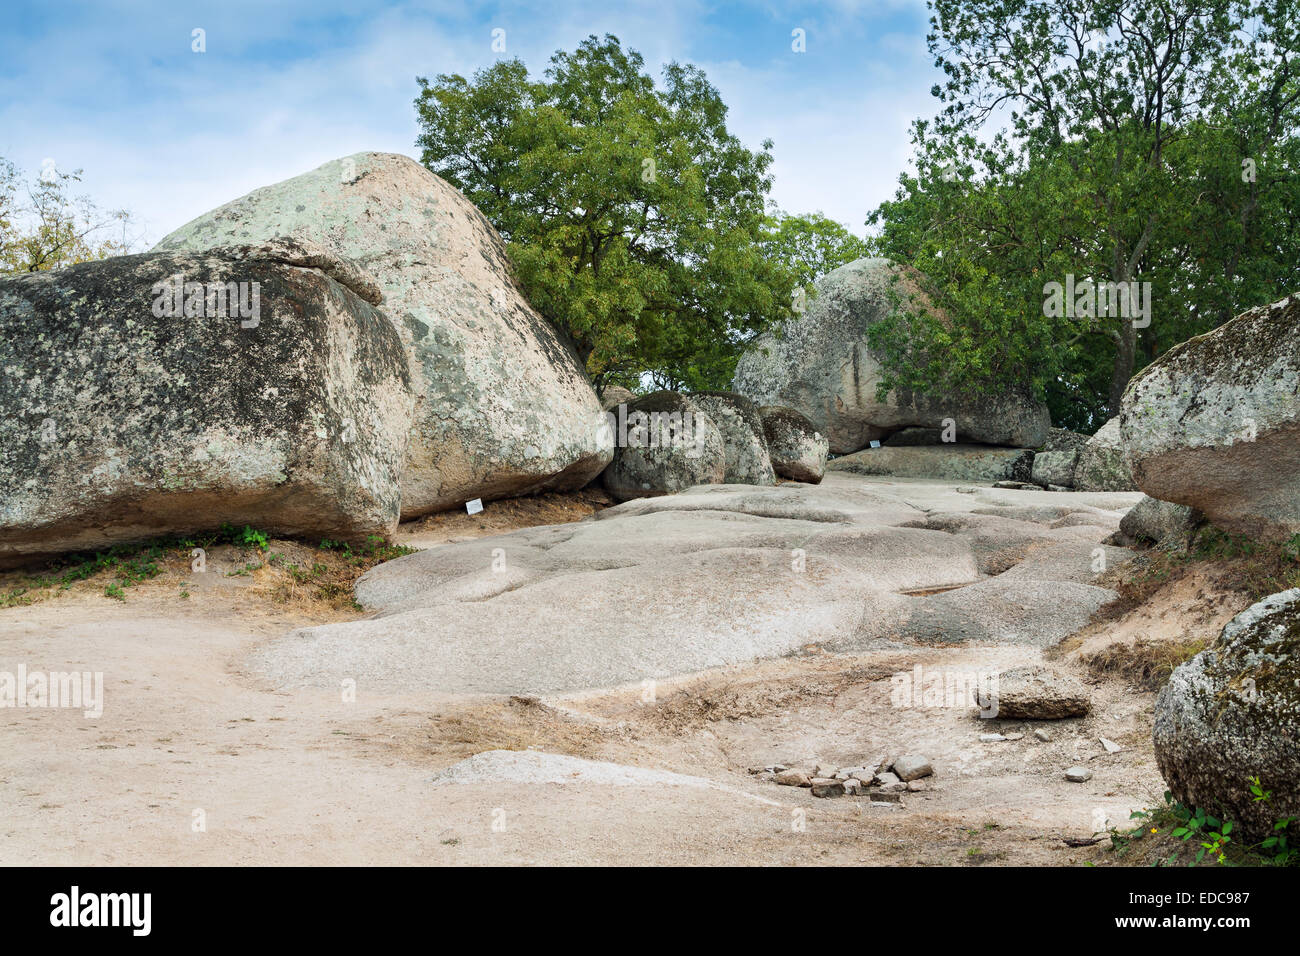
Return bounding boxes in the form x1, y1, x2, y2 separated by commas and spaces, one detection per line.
0, 0, 941, 246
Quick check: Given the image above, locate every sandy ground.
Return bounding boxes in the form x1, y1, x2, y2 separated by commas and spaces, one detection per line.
0, 491, 1252, 866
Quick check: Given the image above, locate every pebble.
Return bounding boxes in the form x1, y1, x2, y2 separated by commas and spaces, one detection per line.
1033, 729, 1051, 742
1064, 766, 1093, 783
980, 733, 1007, 742
1100, 736, 1122, 753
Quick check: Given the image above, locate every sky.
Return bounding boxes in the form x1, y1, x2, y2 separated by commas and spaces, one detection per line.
0, 0, 942, 248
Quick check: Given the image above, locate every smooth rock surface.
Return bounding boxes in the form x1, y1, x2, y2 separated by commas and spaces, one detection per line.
248, 475, 1141, 695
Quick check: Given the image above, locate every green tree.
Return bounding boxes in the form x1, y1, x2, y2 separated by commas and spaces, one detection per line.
415, 35, 799, 391
867, 0, 1300, 428
761, 210, 872, 291
0, 158, 137, 273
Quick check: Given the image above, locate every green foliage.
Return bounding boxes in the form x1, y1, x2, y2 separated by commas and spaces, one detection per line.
415, 35, 808, 391
0, 156, 139, 273
1123, 781, 1297, 866
867, 0, 1300, 429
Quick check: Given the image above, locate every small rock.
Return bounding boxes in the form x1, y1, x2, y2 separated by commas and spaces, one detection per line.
1064, 766, 1093, 783
869, 790, 904, 803
843, 778, 862, 795
811, 778, 845, 798
980, 733, 1007, 743
906, 779, 927, 792
1100, 737, 1122, 754
1002, 732, 1025, 741
850, 770, 875, 785
1033, 729, 1051, 743
774, 769, 811, 787
892, 754, 933, 782
874, 771, 901, 787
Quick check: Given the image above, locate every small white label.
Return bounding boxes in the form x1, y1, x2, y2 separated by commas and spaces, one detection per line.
466, 498, 484, 515
869, 440, 882, 449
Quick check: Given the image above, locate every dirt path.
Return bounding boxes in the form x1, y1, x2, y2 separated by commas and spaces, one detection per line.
0, 575, 1178, 865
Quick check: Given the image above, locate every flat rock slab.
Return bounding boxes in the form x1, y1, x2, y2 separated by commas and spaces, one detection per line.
248, 475, 1132, 696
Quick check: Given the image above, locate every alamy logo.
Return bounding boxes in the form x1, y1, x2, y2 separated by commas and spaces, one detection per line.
0, 664, 103, 718
1043, 275, 1151, 328
600, 403, 709, 458
50, 886, 150, 936
151, 273, 261, 328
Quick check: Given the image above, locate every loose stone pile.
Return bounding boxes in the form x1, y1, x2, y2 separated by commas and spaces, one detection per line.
753, 754, 934, 800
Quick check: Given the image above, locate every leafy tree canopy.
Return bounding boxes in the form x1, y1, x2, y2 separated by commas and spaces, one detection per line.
416, 35, 868, 392
867, 0, 1300, 431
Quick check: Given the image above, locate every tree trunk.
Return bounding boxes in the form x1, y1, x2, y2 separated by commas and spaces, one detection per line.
1108, 316, 1136, 417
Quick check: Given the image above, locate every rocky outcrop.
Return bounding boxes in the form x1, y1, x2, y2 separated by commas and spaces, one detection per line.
759, 406, 828, 483
1121, 294, 1300, 539
1119, 496, 1201, 547
827, 445, 1034, 483
732, 258, 1050, 453
1072, 418, 1136, 491
689, 392, 775, 486
600, 392, 726, 502
156, 152, 612, 518
0, 242, 412, 568
1154, 589, 1300, 840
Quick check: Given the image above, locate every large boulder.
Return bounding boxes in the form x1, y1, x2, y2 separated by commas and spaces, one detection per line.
732, 258, 1050, 453
600, 392, 726, 502
1154, 589, 1300, 840
760, 406, 828, 483
1121, 294, 1300, 539
0, 240, 412, 568
827, 444, 1034, 483
688, 392, 775, 486
156, 152, 612, 518
1072, 418, 1136, 491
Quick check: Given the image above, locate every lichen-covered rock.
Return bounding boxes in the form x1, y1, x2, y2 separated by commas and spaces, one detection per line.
826, 444, 1034, 483
1121, 294, 1300, 539
1043, 427, 1089, 455
1030, 451, 1077, 489
985, 665, 1091, 719
688, 392, 775, 486
1072, 418, 1136, 491
1154, 589, 1300, 840
600, 392, 726, 502
759, 406, 828, 483
1119, 495, 1201, 547
156, 152, 612, 518
732, 258, 1050, 453
0, 244, 412, 568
